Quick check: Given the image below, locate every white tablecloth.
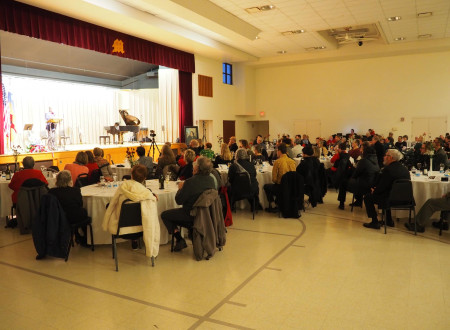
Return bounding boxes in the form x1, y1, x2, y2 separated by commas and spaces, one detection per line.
410, 172, 450, 210
81, 179, 179, 245
110, 165, 132, 180
219, 167, 273, 209
0, 177, 56, 218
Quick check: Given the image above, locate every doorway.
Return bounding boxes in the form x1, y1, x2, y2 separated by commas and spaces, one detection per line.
223, 120, 235, 144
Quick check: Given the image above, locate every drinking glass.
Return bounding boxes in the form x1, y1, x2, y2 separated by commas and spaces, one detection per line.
100, 176, 105, 185
440, 163, 444, 173
417, 163, 422, 172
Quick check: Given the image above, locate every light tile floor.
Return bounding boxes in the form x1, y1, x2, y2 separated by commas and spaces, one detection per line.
0, 190, 449, 329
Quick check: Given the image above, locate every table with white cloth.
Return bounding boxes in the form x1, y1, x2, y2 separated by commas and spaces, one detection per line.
81, 179, 180, 245
0, 177, 56, 218
110, 165, 132, 180
410, 172, 450, 211
294, 157, 332, 169
218, 167, 273, 209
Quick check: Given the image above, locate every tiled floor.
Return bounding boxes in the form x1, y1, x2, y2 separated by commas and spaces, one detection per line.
0, 190, 449, 329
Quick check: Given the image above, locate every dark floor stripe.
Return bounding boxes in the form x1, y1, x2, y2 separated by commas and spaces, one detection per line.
265, 267, 282, 271
0, 237, 32, 249
188, 218, 307, 329
291, 244, 306, 248
228, 227, 298, 237
226, 301, 247, 307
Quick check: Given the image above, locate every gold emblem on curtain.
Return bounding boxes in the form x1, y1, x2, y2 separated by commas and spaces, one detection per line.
112, 39, 125, 54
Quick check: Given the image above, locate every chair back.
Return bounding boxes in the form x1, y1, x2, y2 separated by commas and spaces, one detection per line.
231, 172, 253, 200
278, 171, 304, 218
163, 164, 180, 180
89, 169, 101, 184
76, 173, 90, 187
116, 199, 142, 235
16, 181, 48, 234
388, 179, 415, 207
122, 175, 131, 180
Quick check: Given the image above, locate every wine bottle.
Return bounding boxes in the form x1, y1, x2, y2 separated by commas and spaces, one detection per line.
5, 164, 11, 180
159, 174, 165, 189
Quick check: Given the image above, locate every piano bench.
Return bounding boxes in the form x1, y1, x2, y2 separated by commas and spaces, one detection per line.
99, 136, 111, 145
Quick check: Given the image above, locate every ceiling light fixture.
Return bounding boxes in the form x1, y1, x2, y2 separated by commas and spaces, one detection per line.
282, 29, 306, 36
245, 5, 275, 14
387, 16, 401, 21
260, 5, 275, 11
305, 46, 326, 51
394, 37, 406, 41
255, 36, 260, 39
418, 34, 432, 39
277, 50, 287, 54
417, 12, 432, 18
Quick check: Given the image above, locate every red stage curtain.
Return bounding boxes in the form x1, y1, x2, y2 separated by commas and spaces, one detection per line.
0, 0, 195, 73
0, 43, 4, 155
179, 71, 193, 143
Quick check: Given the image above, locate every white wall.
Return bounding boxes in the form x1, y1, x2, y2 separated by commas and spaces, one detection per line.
254, 51, 450, 139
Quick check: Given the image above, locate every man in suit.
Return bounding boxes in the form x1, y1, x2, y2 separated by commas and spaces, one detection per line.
432, 137, 449, 171
363, 149, 410, 230
371, 135, 386, 169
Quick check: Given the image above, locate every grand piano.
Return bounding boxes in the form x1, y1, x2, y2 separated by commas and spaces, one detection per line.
104, 125, 139, 144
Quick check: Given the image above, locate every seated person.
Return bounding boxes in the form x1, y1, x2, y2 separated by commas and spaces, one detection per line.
405, 192, 450, 233
363, 149, 410, 229
93, 147, 113, 181
136, 146, 153, 178
102, 165, 158, 254
155, 144, 177, 178
178, 149, 196, 180
348, 139, 361, 163
264, 143, 296, 212
432, 138, 449, 171
296, 145, 321, 207
327, 143, 353, 210
85, 150, 100, 182
291, 138, 303, 158
228, 148, 263, 211
48, 170, 89, 246
252, 144, 266, 163
228, 136, 238, 153
64, 151, 89, 186
414, 143, 430, 170
8, 156, 48, 205
200, 142, 215, 159
239, 139, 255, 159
161, 157, 216, 251
213, 143, 233, 168
394, 136, 405, 151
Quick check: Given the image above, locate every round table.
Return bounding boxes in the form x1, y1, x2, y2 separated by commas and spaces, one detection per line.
410, 172, 450, 210
110, 165, 132, 180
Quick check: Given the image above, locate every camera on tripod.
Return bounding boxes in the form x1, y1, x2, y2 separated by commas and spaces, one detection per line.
149, 130, 156, 138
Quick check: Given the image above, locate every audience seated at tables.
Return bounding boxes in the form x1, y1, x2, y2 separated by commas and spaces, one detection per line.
363, 149, 409, 230
64, 151, 89, 185
200, 142, 215, 159
228, 148, 263, 212
155, 144, 177, 178
264, 143, 296, 213
405, 192, 450, 233
102, 165, 159, 255
213, 143, 233, 168
252, 144, 266, 163
178, 149, 196, 181
371, 135, 385, 169
48, 170, 89, 246
349, 139, 361, 163
301, 134, 310, 145
432, 137, 449, 171
93, 147, 113, 182
296, 145, 321, 207
283, 137, 295, 159
85, 150, 99, 173
161, 157, 216, 252
291, 138, 303, 158
8, 156, 48, 205
394, 136, 406, 151
444, 135, 450, 152
228, 136, 238, 153
239, 139, 255, 159
414, 143, 430, 170
136, 146, 153, 178
253, 135, 267, 151
347, 144, 380, 208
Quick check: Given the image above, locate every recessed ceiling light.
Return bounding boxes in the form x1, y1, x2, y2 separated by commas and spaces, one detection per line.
418, 34, 432, 39
305, 46, 326, 51
387, 16, 401, 21
417, 12, 432, 18
282, 29, 306, 36
314, 46, 326, 50
255, 35, 260, 40
394, 37, 406, 41
260, 5, 275, 11
277, 50, 287, 54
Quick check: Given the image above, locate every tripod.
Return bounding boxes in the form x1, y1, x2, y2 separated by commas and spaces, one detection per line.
201, 120, 207, 144
147, 136, 160, 159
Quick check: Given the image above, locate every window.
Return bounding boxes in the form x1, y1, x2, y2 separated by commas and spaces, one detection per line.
222, 63, 232, 85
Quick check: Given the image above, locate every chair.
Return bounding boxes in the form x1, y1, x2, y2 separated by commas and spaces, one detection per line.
65, 216, 94, 261
381, 179, 416, 235
438, 211, 450, 236
88, 169, 101, 184
99, 135, 111, 144
111, 199, 154, 271
59, 129, 71, 146
16, 179, 48, 235
122, 175, 131, 180
278, 171, 304, 218
75, 173, 90, 187
229, 172, 256, 219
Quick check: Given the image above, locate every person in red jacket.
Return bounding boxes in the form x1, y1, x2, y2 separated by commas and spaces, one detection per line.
8, 156, 48, 204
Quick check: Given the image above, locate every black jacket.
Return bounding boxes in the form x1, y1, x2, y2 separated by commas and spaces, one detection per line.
278, 171, 304, 218
351, 154, 380, 195
374, 141, 385, 168
373, 161, 409, 201
228, 159, 258, 194
296, 157, 320, 207
48, 187, 87, 224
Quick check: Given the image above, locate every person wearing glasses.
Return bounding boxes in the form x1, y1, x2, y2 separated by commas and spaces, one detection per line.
362, 149, 409, 230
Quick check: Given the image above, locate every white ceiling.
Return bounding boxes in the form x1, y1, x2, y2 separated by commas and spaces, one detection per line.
8, 0, 450, 68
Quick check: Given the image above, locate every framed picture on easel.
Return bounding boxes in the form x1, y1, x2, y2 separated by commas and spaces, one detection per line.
184, 126, 198, 145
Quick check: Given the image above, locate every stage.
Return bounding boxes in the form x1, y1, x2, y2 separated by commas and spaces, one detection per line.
0, 142, 185, 170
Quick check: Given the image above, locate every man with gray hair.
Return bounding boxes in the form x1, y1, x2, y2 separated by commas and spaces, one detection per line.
161, 156, 216, 251
363, 149, 409, 230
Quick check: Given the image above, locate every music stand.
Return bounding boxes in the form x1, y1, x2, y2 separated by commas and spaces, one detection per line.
24, 124, 33, 131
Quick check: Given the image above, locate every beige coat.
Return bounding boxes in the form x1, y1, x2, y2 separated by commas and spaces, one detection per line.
102, 180, 160, 257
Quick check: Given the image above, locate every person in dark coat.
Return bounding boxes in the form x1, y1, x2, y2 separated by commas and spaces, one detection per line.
432, 138, 449, 171
348, 144, 380, 207
363, 149, 410, 229
177, 149, 195, 180
296, 145, 320, 207
48, 170, 89, 245
228, 148, 263, 211
371, 135, 386, 169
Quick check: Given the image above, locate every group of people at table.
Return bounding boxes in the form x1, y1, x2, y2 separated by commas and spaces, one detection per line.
5, 129, 450, 259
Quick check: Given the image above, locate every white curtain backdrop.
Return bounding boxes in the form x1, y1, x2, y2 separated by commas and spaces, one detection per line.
158, 67, 179, 142
2, 74, 179, 150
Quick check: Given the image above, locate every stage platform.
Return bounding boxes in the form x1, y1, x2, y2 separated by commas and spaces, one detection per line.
0, 142, 185, 171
